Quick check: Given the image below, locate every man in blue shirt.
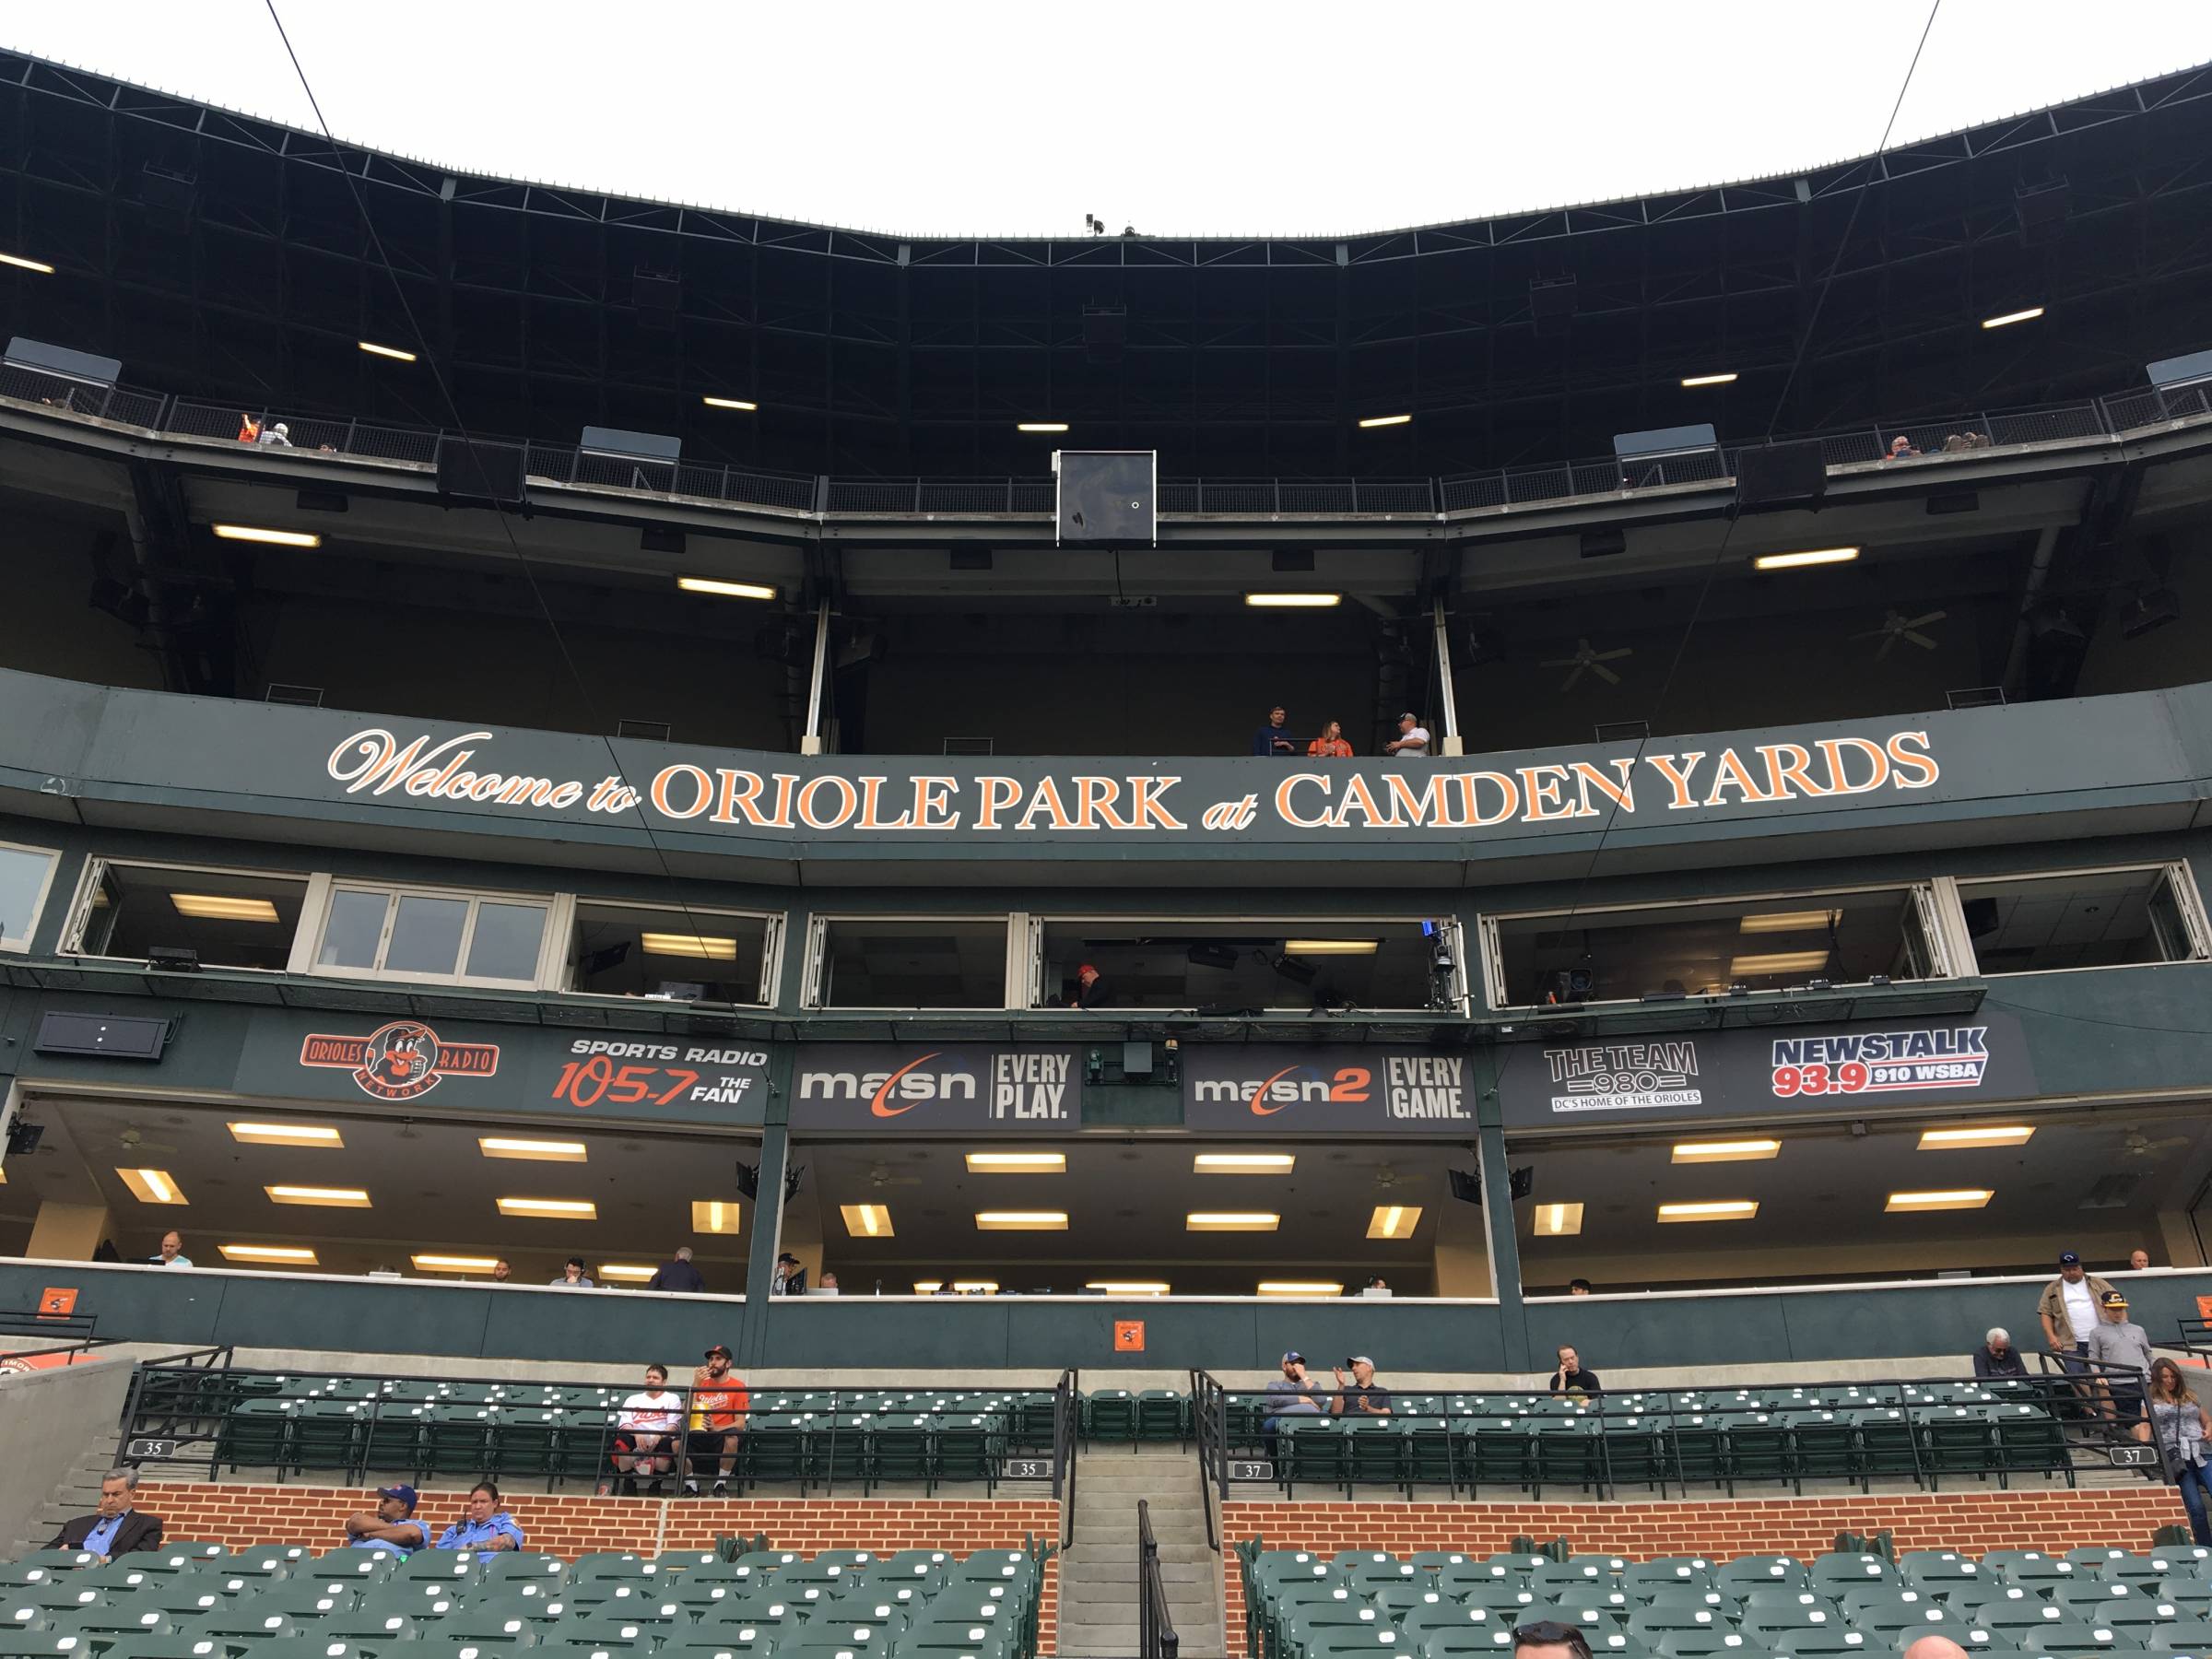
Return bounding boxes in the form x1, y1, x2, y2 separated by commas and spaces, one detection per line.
343, 1484, 428, 1557
49, 1469, 163, 1560
1249, 706, 1297, 757
434, 1481, 525, 1552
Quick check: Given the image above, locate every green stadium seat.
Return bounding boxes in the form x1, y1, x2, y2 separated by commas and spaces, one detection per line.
2153, 1583, 2212, 1618
2062, 1585, 2167, 1618
2071, 1551, 2143, 1574
4, 1561, 96, 1583
1715, 1558, 1809, 1594
2147, 1623, 2212, 1653
93, 1641, 227, 1659
170, 1609, 299, 1655
1414, 1634, 1514, 1659
1622, 1563, 1716, 1597
662, 1641, 780, 1659
1771, 1634, 1877, 1657
1626, 1607, 1730, 1641
244, 1586, 361, 1621
2015, 1621, 2137, 1657
1981, 1601, 2079, 1635
1083, 1391, 1136, 1443
1742, 1605, 1848, 1638
1647, 1634, 1756, 1658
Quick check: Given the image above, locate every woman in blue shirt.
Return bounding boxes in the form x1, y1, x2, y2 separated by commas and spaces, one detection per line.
434, 1481, 525, 1552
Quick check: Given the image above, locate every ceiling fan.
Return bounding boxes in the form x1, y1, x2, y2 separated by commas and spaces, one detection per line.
866, 1164, 925, 1188
1541, 638, 1632, 690
1852, 607, 1947, 660
107, 1124, 182, 1158
2121, 1128, 2191, 1158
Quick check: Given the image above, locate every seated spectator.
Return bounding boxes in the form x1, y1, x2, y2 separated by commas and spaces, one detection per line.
1068, 962, 1114, 1010
2084, 1289, 2155, 1443
549, 1256, 594, 1288
1569, 1278, 1593, 1296
2132, 1249, 2153, 1270
1974, 1326, 2028, 1379
1549, 1344, 1602, 1396
610, 1364, 683, 1495
1383, 712, 1430, 758
489, 1259, 512, 1283
152, 1230, 192, 1268
1331, 1356, 1393, 1416
648, 1246, 705, 1293
434, 1481, 524, 1551
1886, 435, 1921, 460
1361, 1275, 1389, 1295
1513, 1619, 1596, 1659
344, 1484, 427, 1558
1942, 432, 1972, 452
818, 1271, 841, 1292
257, 421, 293, 448
1262, 1351, 1326, 1441
1308, 721, 1353, 759
771, 1252, 807, 1295
687, 1343, 749, 1497
1250, 704, 1298, 757
47, 1468, 162, 1560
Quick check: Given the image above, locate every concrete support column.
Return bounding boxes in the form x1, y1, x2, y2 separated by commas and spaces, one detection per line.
28, 1202, 112, 1262
1432, 596, 1465, 757
1473, 1058, 1529, 1371
736, 1047, 795, 1369
799, 601, 831, 756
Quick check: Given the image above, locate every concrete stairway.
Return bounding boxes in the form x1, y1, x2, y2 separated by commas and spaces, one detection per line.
10, 1425, 121, 1558
1055, 1442, 1224, 1657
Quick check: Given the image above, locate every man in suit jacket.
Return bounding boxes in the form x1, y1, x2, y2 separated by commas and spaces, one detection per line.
49, 1468, 163, 1560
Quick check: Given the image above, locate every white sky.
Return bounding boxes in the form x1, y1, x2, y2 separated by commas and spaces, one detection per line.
8, 1, 2212, 239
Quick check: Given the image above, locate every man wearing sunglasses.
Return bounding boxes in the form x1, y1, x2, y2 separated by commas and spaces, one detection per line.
1513, 1620, 1594, 1659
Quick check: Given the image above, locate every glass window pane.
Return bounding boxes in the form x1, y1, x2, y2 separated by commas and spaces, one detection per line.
83, 865, 310, 971
0, 845, 56, 946
570, 901, 771, 1003
1958, 869, 2172, 973
317, 888, 390, 969
383, 894, 468, 975
465, 901, 547, 982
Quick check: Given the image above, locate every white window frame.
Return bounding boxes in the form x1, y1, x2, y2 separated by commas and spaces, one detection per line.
0, 840, 63, 954
1938, 861, 2212, 978
1478, 881, 1953, 1011
563, 897, 785, 1008
293, 875, 563, 989
60, 855, 314, 970
800, 912, 1019, 1011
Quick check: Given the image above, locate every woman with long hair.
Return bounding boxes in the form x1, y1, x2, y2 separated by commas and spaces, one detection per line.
2148, 1357, 2212, 1546
1307, 720, 1353, 759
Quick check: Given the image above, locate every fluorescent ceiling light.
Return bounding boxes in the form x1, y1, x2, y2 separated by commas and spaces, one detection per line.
1087, 1281, 1171, 1296
702, 396, 759, 411
638, 931, 739, 960
912, 1281, 942, 1294
1358, 414, 1412, 429
1730, 950, 1832, 976
1258, 1281, 1344, 1297
411, 1253, 502, 1274
1753, 547, 1859, 571
117, 1168, 187, 1205
219, 1244, 318, 1265
1657, 1200, 1759, 1223
357, 340, 418, 362
948, 1281, 999, 1293
495, 1196, 596, 1218
1017, 422, 1068, 433
1283, 940, 1379, 956
975, 1211, 1069, 1231
170, 893, 281, 923
1194, 1153, 1295, 1173
691, 1200, 742, 1234
841, 1203, 894, 1238
1919, 1125, 2035, 1150
1366, 1204, 1422, 1241
1533, 1202, 1584, 1237
227, 1122, 343, 1149
1243, 592, 1341, 608
676, 576, 779, 600
267, 1185, 372, 1208
1739, 910, 1840, 935
595, 1264, 658, 1282
1187, 1212, 1280, 1232
1982, 307, 2044, 330
1672, 1138, 1782, 1164
1680, 372, 1738, 387
0, 251, 55, 274
478, 1136, 588, 1163
1886, 1189, 1994, 1212
212, 524, 322, 549
965, 1152, 1066, 1172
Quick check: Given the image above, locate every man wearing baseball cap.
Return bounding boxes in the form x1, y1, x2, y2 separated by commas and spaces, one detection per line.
1331, 1356, 1393, 1417
1068, 963, 1114, 1011
1261, 1351, 1326, 1445
2038, 1251, 2114, 1363
687, 1343, 749, 1496
2083, 1288, 2157, 1447
1383, 713, 1430, 759
343, 1483, 427, 1557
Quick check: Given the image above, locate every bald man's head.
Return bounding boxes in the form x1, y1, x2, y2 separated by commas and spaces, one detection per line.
1903, 1636, 1971, 1659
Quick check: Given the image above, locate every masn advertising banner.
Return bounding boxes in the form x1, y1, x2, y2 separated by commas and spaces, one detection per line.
792, 1045, 1083, 1133
1181, 1047, 1475, 1134
1497, 1011, 2035, 1128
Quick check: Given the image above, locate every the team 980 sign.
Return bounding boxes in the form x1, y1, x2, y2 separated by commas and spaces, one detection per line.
550, 1041, 770, 1112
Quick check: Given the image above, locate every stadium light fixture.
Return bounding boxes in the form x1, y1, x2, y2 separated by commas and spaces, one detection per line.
691, 1200, 742, 1233
0, 252, 55, 275
594, 1264, 658, 1283
411, 1253, 502, 1274
1982, 307, 2045, 330
639, 931, 738, 959
227, 1122, 343, 1149
1730, 949, 1831, 976
171, 893, 280, 923
1358, 414, 1412, 429
1680, 372, 1738, 387
478, 1136, 588, 1163
913, 1280, 999, 1294
1657, 1200, 1759, 1222
1918, 1125, 2034, 1150
1753, 547, 1859, 571
1366, 1204, 1423, 1240
267, 1184, 372, 1208
1194, 1153, 1295, 1173
1017, 421, 1069, 433
212, 524, 323, 549
676, 576, 779, 601
1672, 1138, 1782, 1164
357, 341, 418, 362
1739, 911, 1840, 934
1243, 592, 1341, 608
1533, 1202, 1584, 1236
841, 1203, 894, 1237
1186, 1212, 1280, 1232
964, 1152, 1066, 1172
975, 1211, 1069, 1230
1258, 1281, 1344, 1297
219, 1244, 318, 1265
701, 396, 759, 411
1086, 1281, 1171, 1296
495, 1195, 595, 1218
1886, 1189, 1994, 1212
117, 1168, 187, 1205
1284, 939, 1379, 955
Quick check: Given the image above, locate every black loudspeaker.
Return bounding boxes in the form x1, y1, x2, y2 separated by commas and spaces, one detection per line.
435, 438, 527, 505
1735, 439, 1830, 508
1056, 450, 1156, 547
1962, 898, 2001, 937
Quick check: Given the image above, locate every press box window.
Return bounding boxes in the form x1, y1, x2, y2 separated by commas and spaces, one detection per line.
1483, 886, 1949, 1008
0, 841, 62, 953
68, 861, 310, 971
805, 917, 1012, 1009
568, 900, 779, 1006
1031, 919, 1461, 1012
1953, 864, 2212, 974
309, 883, 551, 986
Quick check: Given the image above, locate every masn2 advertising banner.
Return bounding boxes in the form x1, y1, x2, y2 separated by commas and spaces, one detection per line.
1181, 1048, 1474, 1134
791, 1046, 1083, 1132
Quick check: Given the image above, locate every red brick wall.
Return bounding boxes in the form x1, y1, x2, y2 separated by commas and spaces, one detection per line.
1218, 1490, 2189, 1656
134, 1485, 1059, 1653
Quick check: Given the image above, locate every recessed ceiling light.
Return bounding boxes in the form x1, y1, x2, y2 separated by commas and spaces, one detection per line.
1194, 1154, 1295, 1173
477, 1136, 588, 1163
1533, 1202, 1584, 1237
1243, 593, 1341, 608
1886, 1189, 1994, 1212
841, 1203, 894, 1237
947, 1280, 999, 1293
1657, 1200, 1759, 1222
267, 1184, 371, 1208
1086, 1281, 1171, 1296
1283, 940, 1380, 956
357, 341, 418, 362
1753, 547, 1859, 571
964, 1152, 1066, 1172
1730, 950, 1832, 976
0, 251, 56, 274
1366, 1204, 1423, 1240
912, 1280, 942, 1294
1918, 1125, 2035, 1149
1358, 414, 1412, 429
212, 524, 322, 549
1017, 422, 1068, 433
219, 1244, 318, 1265
691, 1200, 743, 1233
170, 893, 281, 923
227, 1122, 344, 1149
1258, 1281, 1344, 1296
1738, 911, 1840, 935
411, 1253, 503, 1274
1982, 307, 2044, 330
702, 396, 759, 411
1672, 1138, 1782, 1164
1186, 1213, 1280, 1232
676, 576, 778, 600
594, 1264, 658, 1282
116, 1168, 187, 1205
495, 1196, 595, 1218
1681, 372, 1738, 387
975, 1211, 1068, 1231
639, 931, 738, 959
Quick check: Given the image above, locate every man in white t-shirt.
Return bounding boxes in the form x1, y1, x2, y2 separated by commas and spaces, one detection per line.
1383, 713, 1430, 758
608, 1363, 683, 1496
